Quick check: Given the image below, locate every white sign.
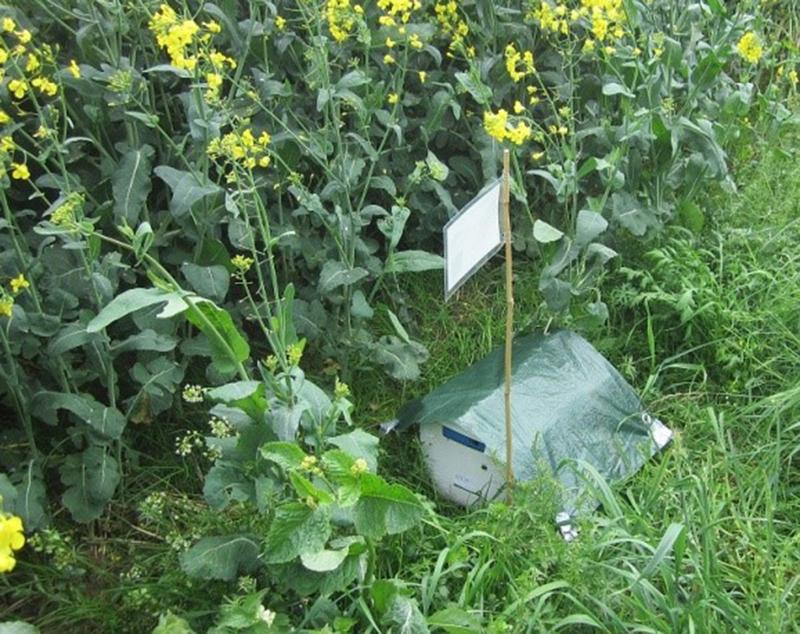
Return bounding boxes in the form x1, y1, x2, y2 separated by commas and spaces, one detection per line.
444, 179, 503, 299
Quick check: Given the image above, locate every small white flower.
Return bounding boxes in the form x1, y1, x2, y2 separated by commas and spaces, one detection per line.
257, 604, 276, 626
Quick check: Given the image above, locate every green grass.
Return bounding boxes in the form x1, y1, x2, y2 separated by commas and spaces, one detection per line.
4, 124, 800, 632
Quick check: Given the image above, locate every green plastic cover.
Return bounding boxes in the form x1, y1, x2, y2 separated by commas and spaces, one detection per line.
396, 330, 666, 513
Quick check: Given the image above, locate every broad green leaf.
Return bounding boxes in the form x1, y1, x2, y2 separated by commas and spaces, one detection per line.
154, 166, 221, 218
207, 381, 261, 402
31, 391, 126, 439
151, 612, 195, 634
384, 596, 429, 634
0, 623, 40, 634
329, 429, 380, 473
377, 205, 410, 250
180, 534, 260, 580
300, 547, 348, 572
111, 330, 178, 354
181, 263, 229, 303
130, 357, 184, 418
385, 251, 445, 274
373, 336, 429, 381
60, 446, 120, 523
112, 144, 154, 224
351, 290, 374, 319
455, 68, 491, 105
353, 474, 425, 539
678, 200, 704, 234
602, 82, 634, 98
203, 461, 254, 510
9, 462, 47, 530
263, 502, 331, 564
87, 288, 180, 332
427, 607, 482, 633
48, 322, 99, 355
576, 209, 608, 247
533, 220, 564, 243
318, 261, 368, 294
260, 442, 307, 471
185, 302, 250, 375
270, 400, 305, 441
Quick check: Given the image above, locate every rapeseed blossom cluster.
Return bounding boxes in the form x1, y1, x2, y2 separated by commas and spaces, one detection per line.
736, 32, 763, 64
148, 4, 236, 103
207, 127, 272, 182
483, 109, 532, 145
505, 43, 535, 82
529, 0, 626, 53
377, 0, 421, 25
0, 500, 25, 573
0, 273, 29, 317
326, 0, 363, 43
434, 1, 470, 55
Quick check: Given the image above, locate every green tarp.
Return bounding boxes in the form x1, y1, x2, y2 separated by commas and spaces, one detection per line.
395, 330, 670, 514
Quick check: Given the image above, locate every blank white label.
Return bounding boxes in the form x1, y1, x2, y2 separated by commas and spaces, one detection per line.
444, 180, 503, 299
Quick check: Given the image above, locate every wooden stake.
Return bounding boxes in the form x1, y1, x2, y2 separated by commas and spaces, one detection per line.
501, 149, 515, 497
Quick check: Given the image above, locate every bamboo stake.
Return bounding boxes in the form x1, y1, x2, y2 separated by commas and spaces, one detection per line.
501, 149, 515, 498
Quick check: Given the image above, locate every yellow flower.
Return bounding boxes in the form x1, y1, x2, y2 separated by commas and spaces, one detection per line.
68, 59, 81, 79
231, 254, 254, 273
10, 163, 29, 180
275, 16, 286, 31
483, 109, 508, 142
0, 297, 12, 318
0, 110, 9, 124
10, 274, 29, 294
531, 151, 544, 161
1, 136, 15, 152
385, 37, 396, 48
25, 54, 40, 73
16, 29, 31, 44
418, 70, 427, 83
31, 77, 58, 97
506, 121, 532, 145
7, 79, 27, 99
736, 32, 763, 64
202, 20, 221, 33
790, 70, 799, 86
513, 100, 525, 114
0, 514, 25, 572
383, 53, 396, 65
350, 458, 368, 475
1, 17, 15, 32
388, 92, 399, 104
504, 44, 535, 82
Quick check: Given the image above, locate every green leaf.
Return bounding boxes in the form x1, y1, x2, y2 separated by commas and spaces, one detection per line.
203, 461, 254, 510
602, 81, 634, 98
60, 446, 120, 523
678, 200, 704, 234
181, 263, 229, 303
329, 429, 380, 473
48, 322, 99, 355
130, 357, 184, 417
428, 607, 482, 633
154, 166, 221, 218
87, 288, 181, 332
353, 474, 425, 539
207, 381, 261, 402
300, 547, 349, 572
533, 220, 564, 243
318, 261, 368, 294
111, 330, 178, 354
31, 392, 126, 439
180, 535, 260, 581
351, 290, 374, 319
575, 209, 608, 247
184, 302, 249, 375
8, 462, 47, 530
263, 502, 331, 564
377, 205, 410, 250
0, 623, 40, 634
384, 596, 429, 634
151, 612, 195, 634
112, 144, 154, 224
385, 251, 445, 274
373, 336, 429, 381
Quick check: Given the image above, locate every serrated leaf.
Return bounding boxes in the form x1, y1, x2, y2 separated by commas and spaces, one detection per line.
151, 612, 195, 634
384, 596, 429, 634
184, 302, 249, 375
353, 474, 425, 539
112, 144, 154, 224
428, 607, 482, 633
180, 535, 260, 580
263, 502, 331, 564
329, 429, 380, 473
261, 442, 307, 470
